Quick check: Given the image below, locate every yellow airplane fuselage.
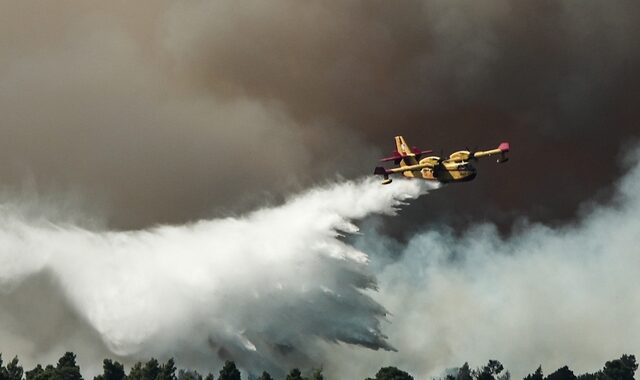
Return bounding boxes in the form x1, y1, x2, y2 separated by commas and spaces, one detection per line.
396, 155, 477, 183
375, 136, 509, 185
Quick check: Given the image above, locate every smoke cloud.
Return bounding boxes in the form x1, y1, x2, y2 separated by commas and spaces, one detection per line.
2, 1, 639, 230
1, 150, 639, 378
322, 149, 640, 379
168, 0, 640, 231
0, 0, 371, 229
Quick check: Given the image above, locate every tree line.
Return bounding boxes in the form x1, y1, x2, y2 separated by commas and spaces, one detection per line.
0, 352, 636, 380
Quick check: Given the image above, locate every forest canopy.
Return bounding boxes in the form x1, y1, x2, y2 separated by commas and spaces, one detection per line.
0, 352, 636, 380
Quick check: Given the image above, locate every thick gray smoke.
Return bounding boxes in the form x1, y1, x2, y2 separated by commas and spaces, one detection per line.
1, 152, 639, 379
167, 0, 640, 230
321, 150, 640, 379
0, 179, 433, 377
0, 0, 374, 229
2, 1, 639, 230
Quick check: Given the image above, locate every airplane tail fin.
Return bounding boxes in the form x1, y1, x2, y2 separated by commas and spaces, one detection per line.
380, 135, 432, 164
394, 136, 418, 166
395, 136, 412, 157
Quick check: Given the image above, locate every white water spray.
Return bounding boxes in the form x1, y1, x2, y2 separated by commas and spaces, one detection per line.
0, 178, 435, 375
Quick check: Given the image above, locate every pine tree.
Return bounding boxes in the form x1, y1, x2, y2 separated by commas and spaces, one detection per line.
256, 372, 272, 380
158, 359, 176, 380
218, 361, 240, 380
285, 369, 303, 380
94, 359, 125, 380
602, 355, 637, 380
6, 356, 24, 380
0, 355, 7, 380
25, 365, 45, 380
177, 369, 203, 380
545, 366, 576, 380
457, 363, 473, 380
365, 366, 414, 380
475, 360, 504, 380
142, 359, 160, 380
128, 362, 144, 380
524, 366, 543, 380
35, 365, 57, 380
56, 352, 83, 380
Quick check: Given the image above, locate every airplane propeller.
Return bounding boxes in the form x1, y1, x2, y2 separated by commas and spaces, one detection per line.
465, 146, 479, 161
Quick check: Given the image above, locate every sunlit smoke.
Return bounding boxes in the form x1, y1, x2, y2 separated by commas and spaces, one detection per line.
0, 178, 436, 376
2, 155, 640, 379
322, 151, 640, 379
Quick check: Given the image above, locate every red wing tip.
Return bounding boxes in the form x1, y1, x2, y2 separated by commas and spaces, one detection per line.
380, 154, 402, 162
498, 142, 510, 152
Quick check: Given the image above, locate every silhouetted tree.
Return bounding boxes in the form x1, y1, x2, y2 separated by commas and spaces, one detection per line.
218, 361, 240, 380
94, 359, 125, 380
56, 352, 83, 380
0, 355, 5, 380
25, 365, 45, 380
0, 355, 23, 380
27, 364, 59, 380
285, 369, 303, 380
366, 366, 414, 380
545, 366, 576, 380
28, 364, 59, 380
475, 360, 504, 380
256, 371, 273, 380
128, 362, 144, 380
177, 369, 202, 380
524, 366, 544, 380
142, 359, 161, 380
158, 359, 176, 380
576, 373, 601, 380
602, 355, 637, 380
457, 363, 473, 380
10, 351, 640, 380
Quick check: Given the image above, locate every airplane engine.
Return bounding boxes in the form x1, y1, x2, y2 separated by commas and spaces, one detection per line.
496, 142, 510, 163
497, 155, 509, 163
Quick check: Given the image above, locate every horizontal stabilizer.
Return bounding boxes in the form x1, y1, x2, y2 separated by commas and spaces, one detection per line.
373, 166, 390, 175
380, 148, 433, 162
380, 153, 403, 163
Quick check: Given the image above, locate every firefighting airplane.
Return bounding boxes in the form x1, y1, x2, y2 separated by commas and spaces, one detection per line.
374, 136, 510, 185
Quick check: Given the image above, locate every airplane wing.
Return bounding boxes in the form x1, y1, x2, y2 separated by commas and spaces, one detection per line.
472, 142, 510, 162
384, 156, 440, 174
448, 142, 510, 163
380, 153, 403, 163
417, 156, 440, 168
380, 149, 433, 163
